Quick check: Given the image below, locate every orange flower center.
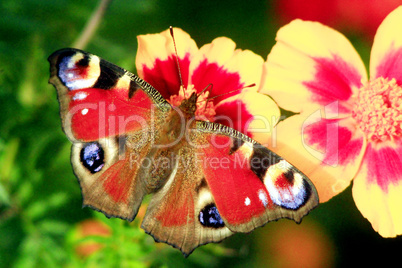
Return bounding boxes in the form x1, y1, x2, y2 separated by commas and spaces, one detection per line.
352, 77, 402, 142
168, 85, 216, 121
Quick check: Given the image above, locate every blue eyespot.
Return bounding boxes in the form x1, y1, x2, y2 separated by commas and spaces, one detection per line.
199, 204, 225, 228
80, 142, 104, 173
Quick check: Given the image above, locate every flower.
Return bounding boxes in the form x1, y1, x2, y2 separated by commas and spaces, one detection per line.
72, 219, 111, 258
260, 7, 402, 237
274, 0, 402, 40
136, 28, 279, 141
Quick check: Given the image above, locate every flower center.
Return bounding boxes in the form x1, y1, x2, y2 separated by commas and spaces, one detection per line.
352, 77, 402, 142
168, 85, 216, 122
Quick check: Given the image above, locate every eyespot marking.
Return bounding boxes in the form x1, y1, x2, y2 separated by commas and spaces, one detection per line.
57, 52, 100, 90
80, 142, 105, 173
263, 160, 311, 210
199, 204, 225, 228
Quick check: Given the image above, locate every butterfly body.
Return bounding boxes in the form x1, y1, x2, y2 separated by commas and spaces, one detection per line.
48, 48, 319, 256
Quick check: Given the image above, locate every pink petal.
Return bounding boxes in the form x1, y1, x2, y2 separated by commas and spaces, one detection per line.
302, 55, 363, 113
364, 141, 402, 192
304, 117, 365, 167
370, 6, 402, 84
372, 46, 402, 85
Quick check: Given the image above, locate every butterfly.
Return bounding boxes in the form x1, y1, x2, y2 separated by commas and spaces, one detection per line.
48, 44, 319, 256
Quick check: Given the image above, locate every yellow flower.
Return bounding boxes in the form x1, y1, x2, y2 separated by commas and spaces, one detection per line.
261, 6, 402, 237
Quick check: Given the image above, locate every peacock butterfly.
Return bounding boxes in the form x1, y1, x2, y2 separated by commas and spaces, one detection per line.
48, 33, 319, 256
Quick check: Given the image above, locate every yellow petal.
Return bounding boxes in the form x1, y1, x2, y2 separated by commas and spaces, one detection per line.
370, 6, 402, 80
136, 28, 198, 77
352, 141, 402, 237
261, 19, 367, 114
261, 111, 366, 202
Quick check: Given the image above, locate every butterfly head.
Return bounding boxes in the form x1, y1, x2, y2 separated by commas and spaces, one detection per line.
178, 90, 198, 115
168, 85, 216, 122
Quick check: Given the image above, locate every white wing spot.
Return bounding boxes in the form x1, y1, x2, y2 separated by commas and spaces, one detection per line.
244, 197, 251, 206
258, 189, 269, 207
81, 108, 89, 115
72, 92, 88, 101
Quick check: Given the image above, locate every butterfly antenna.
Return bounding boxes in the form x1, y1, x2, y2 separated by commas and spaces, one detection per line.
198, 83, 213, 96
196, 83, 214, 109
169, 26, 185, 96
206, 83, 256, 101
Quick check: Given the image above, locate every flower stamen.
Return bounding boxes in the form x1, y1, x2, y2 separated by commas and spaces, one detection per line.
352, 77, 402, 142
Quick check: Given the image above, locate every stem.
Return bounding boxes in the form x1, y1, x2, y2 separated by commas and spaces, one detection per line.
72, 0, 113, 49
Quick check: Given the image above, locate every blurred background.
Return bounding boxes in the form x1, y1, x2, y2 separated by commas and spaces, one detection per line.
1, 0, 402, 267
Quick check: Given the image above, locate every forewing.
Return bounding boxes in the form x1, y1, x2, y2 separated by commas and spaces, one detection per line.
48, 48, 170, 142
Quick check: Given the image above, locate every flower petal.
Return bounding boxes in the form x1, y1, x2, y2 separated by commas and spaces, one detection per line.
352, 140, 402, 237
136, 28, 198, 98
214, 91, 280, 142
261, 20, 367, 114
370, 6, 402, 84
263, 111, 366, 202
189, 37, 264, 104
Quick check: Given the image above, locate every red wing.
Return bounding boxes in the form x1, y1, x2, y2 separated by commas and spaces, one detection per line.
48, 48, 170, 142
192, 121, 319, 233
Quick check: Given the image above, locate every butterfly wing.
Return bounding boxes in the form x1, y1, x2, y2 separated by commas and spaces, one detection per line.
193, 121, 319, 232
48, 48, 171, 220
48, 48, 170, 142
141, 146, 233, 256
141, 121, 318, 256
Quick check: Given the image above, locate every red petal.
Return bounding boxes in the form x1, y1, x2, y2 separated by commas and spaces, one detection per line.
191, 59, 243, 104
141, 55, 191, 99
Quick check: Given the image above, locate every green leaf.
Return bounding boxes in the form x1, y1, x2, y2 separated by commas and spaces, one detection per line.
0, 182, 10, 206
